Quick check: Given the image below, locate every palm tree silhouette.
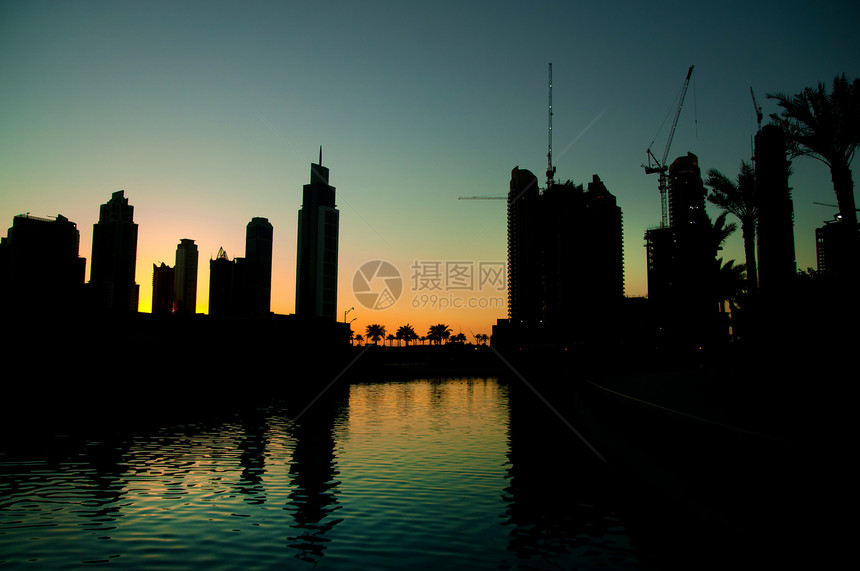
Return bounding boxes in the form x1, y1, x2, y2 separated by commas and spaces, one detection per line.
706, 162, 758, 292
709, 212, 738, 258
396, 324, 417, 346
427, 323, 452, 345
365, 324, 386, 345
768, 74, 859, 229
716, 258, 747, 314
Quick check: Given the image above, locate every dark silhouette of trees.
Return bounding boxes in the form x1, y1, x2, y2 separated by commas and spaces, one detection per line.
427, 323, 452, 345
709, 212, 737, 259
706, 162, 758, 292
768, 74, 859, 230
396, 324, 418, 346
365, 323, 386, 345
716, 257, 747, 315
449, 332, 467, 344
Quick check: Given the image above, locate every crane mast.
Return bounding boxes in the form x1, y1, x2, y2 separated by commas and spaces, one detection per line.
546, 62, 556, 187
644, 65, 694, 228
750, 86, 763, 132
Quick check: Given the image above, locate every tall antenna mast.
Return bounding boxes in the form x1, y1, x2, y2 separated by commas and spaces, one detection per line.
546, 62, 556, 187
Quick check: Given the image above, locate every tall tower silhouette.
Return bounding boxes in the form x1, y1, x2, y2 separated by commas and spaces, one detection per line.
245, 217, 273, 315
296, 148, 339, 320
506, 166, 542, 324
174, 239, 198, 315
89, 190, 139, 312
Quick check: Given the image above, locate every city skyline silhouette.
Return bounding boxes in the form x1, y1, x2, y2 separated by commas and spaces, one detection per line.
1, 1, 857, 338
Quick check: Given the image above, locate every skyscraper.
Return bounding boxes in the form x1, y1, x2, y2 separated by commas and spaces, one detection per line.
754, 124, 796, 294
0, 213, 86, 316
296, 148, 339, 320
245, 217, 273, 315
174, 239, 198, 315
503, 167, 624, 344
540, 175, 624, 338
151, 262, 174, 315
645, 152, 719, 347
208, 247, 234, 317
667, 152, 707, 229
89, 190, 139, 312
507, 166, 542, 324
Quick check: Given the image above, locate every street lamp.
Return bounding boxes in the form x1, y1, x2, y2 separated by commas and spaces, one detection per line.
344, 307, 354, 323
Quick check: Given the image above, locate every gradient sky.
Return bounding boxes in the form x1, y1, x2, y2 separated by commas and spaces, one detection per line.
2, 1, 858, 339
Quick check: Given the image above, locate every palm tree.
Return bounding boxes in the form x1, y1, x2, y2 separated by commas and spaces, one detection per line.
474, 333, 489, 345
396, 324, 418, 346
386, 334, 396, 347
709, 211, 737, 258
365, 323, 386, 345
354, 334, 364, 346
427, 323, 452, 345
715, 258, 747, 314
768, 74, 859, 229
706, 161, 758, 292
716, 258, 748, 341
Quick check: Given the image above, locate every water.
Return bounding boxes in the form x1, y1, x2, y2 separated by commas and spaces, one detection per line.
1, 378, 654, 569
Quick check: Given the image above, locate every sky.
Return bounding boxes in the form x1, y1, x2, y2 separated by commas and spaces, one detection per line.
2, 0, 858, 339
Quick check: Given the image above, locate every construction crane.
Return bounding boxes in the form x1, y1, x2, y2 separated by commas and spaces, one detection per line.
546, 62, 556, 187
643, 65, 694, 228
750, 86, 763, 132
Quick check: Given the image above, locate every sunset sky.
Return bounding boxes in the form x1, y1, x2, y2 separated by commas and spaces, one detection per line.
2, 1, 858, 339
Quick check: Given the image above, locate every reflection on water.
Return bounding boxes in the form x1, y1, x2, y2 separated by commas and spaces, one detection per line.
0, 378, 650, 569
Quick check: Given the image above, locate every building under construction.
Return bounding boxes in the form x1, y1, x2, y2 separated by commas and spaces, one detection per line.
494, 63, 625, 349
644, 152, 721, 348
503, 167, 625, 346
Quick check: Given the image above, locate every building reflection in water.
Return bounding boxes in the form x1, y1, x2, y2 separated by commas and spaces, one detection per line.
502, 379, 641, 568
235, 407, 269, 505
282, 385, 349, 565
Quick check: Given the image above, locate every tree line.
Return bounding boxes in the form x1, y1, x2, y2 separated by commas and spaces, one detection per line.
352, 323, 491, 346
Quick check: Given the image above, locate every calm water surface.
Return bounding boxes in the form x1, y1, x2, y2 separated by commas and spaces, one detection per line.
0, 378, 652, 569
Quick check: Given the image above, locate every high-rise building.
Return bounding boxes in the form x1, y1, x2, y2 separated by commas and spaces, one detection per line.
245, 217, 273, 315
296, 148, 339, 320
755, 125, 796, 293
586, 174, 625, 301
507, 166, 542, 324
208, 218, 273, 318
667, 152, 708, 229
816, 219, 857, 277
89, 190, 139, 312
151, 262, 175, 315
540, 176, 624, 338
0, 214, 87, 316
208, 247, 234, 317
503, 167, 624, 344
645, 152, 719, 347
174, 239, 198, 315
